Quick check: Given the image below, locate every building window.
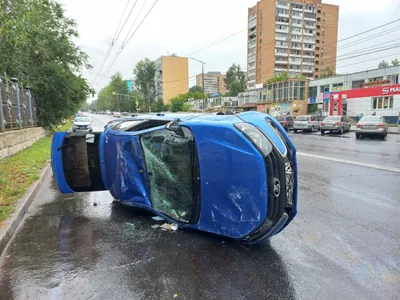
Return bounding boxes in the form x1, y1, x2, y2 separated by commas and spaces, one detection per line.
322, 27, 325, 32
322, 12, 326, 17
323, 19, 325, 23
372, 96, 394, 109
387, 74, 399, 84
320, 85, 329, 92
332, 83, 343, 91
352, 80, 365, 89
309, 86, 318, 97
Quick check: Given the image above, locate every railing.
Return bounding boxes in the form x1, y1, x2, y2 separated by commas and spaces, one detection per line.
0, 77, 37, 132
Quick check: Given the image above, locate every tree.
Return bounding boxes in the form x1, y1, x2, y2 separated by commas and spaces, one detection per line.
230, 81, 243, 96
319, 67, 336, 79
266, 72, 290, 84
189, 85, 202, 93
133, 58, 156, 109
0, 0, 93, 127
151, 99, 165, 112
170, 96, 185, 112
391, 58, 399, 66
378, 60, 389, 69
225, 64, 246, 95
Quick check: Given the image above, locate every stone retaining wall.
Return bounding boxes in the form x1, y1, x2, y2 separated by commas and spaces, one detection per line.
0, 128, 45, 161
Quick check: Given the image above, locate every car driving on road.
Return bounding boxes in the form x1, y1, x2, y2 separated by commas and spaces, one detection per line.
355, 116, 388, 140
294, 115, 321, 133
320, 116, 351, 135
51, 112, 298, 244
275, 115, 294, 131
72, 117, 92, 132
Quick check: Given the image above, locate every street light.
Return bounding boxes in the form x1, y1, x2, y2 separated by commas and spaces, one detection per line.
189, 57, 206, 112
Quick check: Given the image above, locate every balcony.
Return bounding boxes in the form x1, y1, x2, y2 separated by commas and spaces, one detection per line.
289, 53, 301, 57
304, 31, 315, 36
277, 2, 289, 9
303, 53, 314, 58
248, 19, 257, 29
276, 43, 289, 48
276, 58, 288, 64
290, 45, 302, 50
248, 40, 256, 48
249, 30, 257, 38
291, 14, 303, 19
290, 60, 301, 65
304, 39, 315, 44
275, 66, 287, 72
290, 22, 302, 27
276, 28, 289, 33
304, 23, 316, 29
277, 12, 289, 18
275, 51, 288, 56
291, 6, 303, 12
303, 61, 315, 66
248, 54, 256, 62
304, 7, 316, 14
276, 35, 288, 41
289, 68, 301, 73
302, 68, 313, 73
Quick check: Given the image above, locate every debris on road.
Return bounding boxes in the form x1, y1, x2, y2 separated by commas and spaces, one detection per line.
151, 216, 164, 221
159, 223, 178, 231
151, 224, 160, 229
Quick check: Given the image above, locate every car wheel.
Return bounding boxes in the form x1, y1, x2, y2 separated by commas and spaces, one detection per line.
380, 134, 386, 140
311, 126, 315, 132
355, 133, 360, 139
340, 127, 344, 134
360, 135, 364, 140
321, 130, 325, 136
294, 129, 298, 133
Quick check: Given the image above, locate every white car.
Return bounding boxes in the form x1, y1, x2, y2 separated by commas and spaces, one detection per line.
113, 112, 122, 118
72, 117, 93, 132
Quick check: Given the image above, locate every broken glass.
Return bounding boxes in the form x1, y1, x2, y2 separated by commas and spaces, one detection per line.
140, 127, 198, 223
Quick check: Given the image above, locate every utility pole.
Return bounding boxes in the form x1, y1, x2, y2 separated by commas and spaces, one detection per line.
189, 57, 206, 112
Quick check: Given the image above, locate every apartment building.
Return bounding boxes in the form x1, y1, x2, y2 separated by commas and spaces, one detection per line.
247, 0, 339, 90
154, 55, 189, 103
196, 72, 226, 95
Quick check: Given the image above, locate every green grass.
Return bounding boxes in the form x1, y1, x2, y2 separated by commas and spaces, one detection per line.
0, 122, 71, 222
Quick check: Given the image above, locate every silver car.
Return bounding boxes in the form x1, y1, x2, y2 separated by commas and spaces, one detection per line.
355, 116, 388, 140
72, 117, 93, 132
294, 115, 321, 133
321, 116, 351, 135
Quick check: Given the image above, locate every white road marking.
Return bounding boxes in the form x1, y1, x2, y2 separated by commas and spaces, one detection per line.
297, 152, 400, 173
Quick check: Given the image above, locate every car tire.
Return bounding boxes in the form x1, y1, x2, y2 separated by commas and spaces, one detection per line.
380, 134, 385, 140
355, 133, 360, 139
294, 129, 298, 133
311, 126, 315, 132
360, 135, 364, 140
321, 130, 325, 136
340, 127, 344, 134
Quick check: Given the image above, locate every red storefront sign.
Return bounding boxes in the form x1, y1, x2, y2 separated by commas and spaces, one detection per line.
341, 84, 400, 99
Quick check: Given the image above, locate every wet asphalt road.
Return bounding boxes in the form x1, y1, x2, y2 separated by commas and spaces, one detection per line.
0, 115, 399, 300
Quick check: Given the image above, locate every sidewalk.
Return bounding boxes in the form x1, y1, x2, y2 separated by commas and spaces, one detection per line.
350, 125, 400, 134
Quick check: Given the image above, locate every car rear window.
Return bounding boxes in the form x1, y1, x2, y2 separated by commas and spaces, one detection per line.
275, 116, 285, 121
296, 116, 308, 121
361, 117, 381, 122
324, 117, 340, 121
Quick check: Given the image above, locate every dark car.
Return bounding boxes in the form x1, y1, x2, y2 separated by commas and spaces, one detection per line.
275, 115, 294, 131
51, 112, 298, 244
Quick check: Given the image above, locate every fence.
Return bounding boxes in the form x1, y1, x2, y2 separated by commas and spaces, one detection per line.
0, 77, 37, 132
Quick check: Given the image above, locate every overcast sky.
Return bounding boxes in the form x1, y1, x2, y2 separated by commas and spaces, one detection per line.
59, 0, 400, 101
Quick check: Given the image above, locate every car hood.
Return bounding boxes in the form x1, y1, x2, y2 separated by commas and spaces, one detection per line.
74, 122, 91, 126
184, 121, 267, 239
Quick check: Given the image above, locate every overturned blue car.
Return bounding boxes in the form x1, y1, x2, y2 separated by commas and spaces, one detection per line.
51, 112, 297, 244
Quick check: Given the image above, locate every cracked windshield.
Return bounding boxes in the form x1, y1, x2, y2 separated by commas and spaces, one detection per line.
0, 0, 399, 299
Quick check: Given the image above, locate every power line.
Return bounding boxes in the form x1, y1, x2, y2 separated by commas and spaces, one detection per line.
93, 0, 139, 87
98, 0, 160, 85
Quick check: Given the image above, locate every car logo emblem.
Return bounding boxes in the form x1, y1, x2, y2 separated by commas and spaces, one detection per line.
273, 178, 280, 197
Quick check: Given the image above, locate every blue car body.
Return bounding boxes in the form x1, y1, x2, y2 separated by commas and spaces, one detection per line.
51, 112, 297, 243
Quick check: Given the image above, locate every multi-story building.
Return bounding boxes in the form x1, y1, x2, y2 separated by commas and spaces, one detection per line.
196, 72, 226, 95
247, 0, 339, 90
154, 55, 189, 103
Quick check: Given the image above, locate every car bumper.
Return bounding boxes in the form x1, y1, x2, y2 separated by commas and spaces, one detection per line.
72, 128, 92, 132
321, 125, 340, 131
294, 125, 312, 130
354, 128, 385, 134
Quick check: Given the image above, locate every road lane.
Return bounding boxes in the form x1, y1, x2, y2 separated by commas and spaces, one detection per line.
0, 114, 399, 300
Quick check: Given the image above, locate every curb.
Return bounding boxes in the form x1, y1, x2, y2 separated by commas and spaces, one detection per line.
0, 164, 51, 257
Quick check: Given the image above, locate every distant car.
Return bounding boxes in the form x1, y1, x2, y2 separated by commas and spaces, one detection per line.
355, 116, 388, 140
113, 112, 122, 118
51, 112, 298, 244
122, 112, 129, 116
293, 115, 321, 133
320, 116, 351, 135
72, 117, 92, 132
106, 110, 112, 115
275, 115, 294, 131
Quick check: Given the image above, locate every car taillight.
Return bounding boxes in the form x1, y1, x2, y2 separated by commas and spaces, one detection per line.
107, 120, 114, 125
283, 120, 287, 125
335, 121, 340, 126
356, 124, 363, 128
376, 123, 385, 128
321, 122, 324, 126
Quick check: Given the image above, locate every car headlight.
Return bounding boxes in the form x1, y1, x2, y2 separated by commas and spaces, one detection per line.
285, 160, 294, 206
234, 123, 273, 156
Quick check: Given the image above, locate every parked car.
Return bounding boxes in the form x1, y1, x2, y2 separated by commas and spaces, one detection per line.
51, 112, 298, 244
113, 112, 122, 118
72, 117, 92, 132
122, 111, 129, 116
320, 116, 351, 135
355, 116, 388, 140
106, 110, 112, 115
293, 115, 321, 133
275, 115, 294, 131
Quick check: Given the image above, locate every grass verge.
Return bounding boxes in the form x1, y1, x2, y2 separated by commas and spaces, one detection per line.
0, 122, 71, 222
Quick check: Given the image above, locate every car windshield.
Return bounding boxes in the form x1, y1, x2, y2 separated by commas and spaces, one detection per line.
74, 117, 90, 122
275, 116, 285, 121
296, 116, 308, 121
361, 117, 381, 122
324, 117, 340, 121
140, 127, 199, 223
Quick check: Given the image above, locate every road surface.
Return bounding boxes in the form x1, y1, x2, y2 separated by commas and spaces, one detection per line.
0, 114, 399, 300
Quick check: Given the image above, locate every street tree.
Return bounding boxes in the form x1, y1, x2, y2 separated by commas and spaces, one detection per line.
0, 0, 92, 127
319, 67, 336, 79
378, 60, 389, 69
391, 58, 399, 66
225, 64, 246, 95
133, 58, 156, 110
189, 85, 202, 93
151, 99, 166, 112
